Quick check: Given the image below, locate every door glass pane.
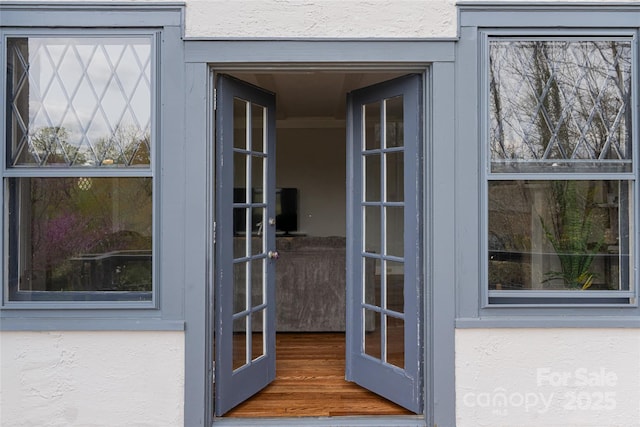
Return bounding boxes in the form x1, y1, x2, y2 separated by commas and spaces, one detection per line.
234, 98, 248, 149
364, 154, 381, 202
386, 151, 404, 202
233, 208, 248, 258
363, 257, 380, 306
386, 206, 404, 258
251, 309, 265, 361
364, 102, 381, 150
364, 309, 381, 360
233, 262, 248, 313
364, 206, 381, 254
386, 315, 404, 369
252, 156, 265, 200
251, 104, 265, 153
385, 96, 404, 148
386, 260, 404, 314
234, 153, 247, 198
251, 207, 265, 255
233, 316, 248, 370
251, 258, 264, 307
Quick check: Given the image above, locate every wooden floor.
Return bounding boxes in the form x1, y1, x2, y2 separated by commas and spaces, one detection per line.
225, 332, 413, 417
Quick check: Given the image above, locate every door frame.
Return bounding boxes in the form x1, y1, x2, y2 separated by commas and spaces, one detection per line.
183, 40, 456, 427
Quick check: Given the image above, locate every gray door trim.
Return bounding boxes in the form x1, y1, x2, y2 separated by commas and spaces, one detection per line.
183, 55, 456, 427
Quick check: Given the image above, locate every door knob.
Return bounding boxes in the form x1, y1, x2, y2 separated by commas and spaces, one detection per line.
268, 250, 280, 260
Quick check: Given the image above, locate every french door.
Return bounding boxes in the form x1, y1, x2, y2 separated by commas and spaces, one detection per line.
345, 74, 423, 414
214, 74, 277, 416
214, 73, 423, 416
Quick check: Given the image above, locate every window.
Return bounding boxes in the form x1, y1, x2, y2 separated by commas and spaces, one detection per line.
485, 36, 636, 305
4, 35, 155, 303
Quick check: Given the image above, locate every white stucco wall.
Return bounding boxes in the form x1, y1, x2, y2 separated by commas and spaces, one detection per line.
0, 331, 184, 427
185, 0, 457, 38
456, 328, 640, 427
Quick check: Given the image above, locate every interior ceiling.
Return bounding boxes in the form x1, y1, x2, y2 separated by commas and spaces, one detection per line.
229, 71, 407, 121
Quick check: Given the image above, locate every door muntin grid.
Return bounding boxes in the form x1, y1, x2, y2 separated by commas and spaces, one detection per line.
361, 96, 405, 369
6, 36, 153, 168
232, 97, 268, 372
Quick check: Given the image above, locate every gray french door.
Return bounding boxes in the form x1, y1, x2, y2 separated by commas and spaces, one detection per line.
346, 74, 423, 414
214, 74, 277, 416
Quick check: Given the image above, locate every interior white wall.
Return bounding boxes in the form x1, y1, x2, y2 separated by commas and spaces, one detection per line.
276, 126, 346, 237
455, 328, 640, 427
0, 331, 184, 427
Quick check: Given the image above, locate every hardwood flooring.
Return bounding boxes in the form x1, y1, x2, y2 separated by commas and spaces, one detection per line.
224, 332, 413, 418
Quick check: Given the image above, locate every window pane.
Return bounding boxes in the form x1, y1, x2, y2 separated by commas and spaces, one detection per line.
233, 316, 248, 370
364, 257, 380, 307
251, 258, 264, 307
364, 206, 381, 254
386, 260, 404, 314
489, 40, 632, 173
386, 315, 404, 369
251, 309, 265, 361
385, 206, 404, 258
234, 153, 247, 199
251, 104, 265, 153
6, 37, 152, 167
234, 98, 248, 149
251, 155, 264, 204
364, 102, 381, 150
488, 180, 631, 291
364, 153, 381, 202
364, 309, 381, 360
385, 96, 403, 148
8, 177, 152, 300
386, 151, 404, 202
233, 262, 247, 313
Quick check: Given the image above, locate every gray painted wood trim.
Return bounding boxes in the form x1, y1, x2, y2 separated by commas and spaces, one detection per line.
0, 8, 186, 327
0, 318, 184, 331
455, 6, 640, 320
429, 62, 457, 427
456, 317, 640, 328
459, 3, 640, 28
185, 40, 455, 64
183, 62, 211, 427
0, 2, 184, 28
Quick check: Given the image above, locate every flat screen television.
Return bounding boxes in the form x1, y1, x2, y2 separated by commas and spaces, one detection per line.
233, 188, 298, 235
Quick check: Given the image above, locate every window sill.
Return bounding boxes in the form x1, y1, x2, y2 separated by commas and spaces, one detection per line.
456, 317, 640, 329
0, 317, 185, 331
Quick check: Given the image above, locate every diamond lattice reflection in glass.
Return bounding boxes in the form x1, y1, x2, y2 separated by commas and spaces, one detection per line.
7, 37, 152, 167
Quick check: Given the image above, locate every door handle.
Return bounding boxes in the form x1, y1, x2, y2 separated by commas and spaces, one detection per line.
268, 250, 280, 260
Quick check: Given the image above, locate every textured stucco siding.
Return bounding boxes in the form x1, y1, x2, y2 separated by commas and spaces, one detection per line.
0, 331, 184, 427
456, 329, 640, 427
185, 0, 456, 38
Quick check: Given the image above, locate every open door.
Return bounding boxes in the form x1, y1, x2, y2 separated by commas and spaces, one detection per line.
346, 74, 423, 413
214, 75, 277, 416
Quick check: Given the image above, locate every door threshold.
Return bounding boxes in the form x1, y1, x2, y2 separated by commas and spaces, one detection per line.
212, 415, 425, 426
